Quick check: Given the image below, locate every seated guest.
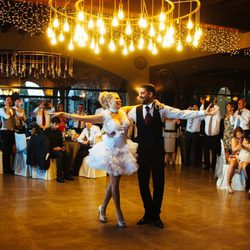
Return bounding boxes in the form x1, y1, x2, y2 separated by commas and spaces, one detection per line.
13, 98, 26, 134
45, 117, 73, 183
72, 122, 101, 176
57, 103, 67, 132
33, 100, 53, 131
227, 127, 250, 194
72, 103, 86, 134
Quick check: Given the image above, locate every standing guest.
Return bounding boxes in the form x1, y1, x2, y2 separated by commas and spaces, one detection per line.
201, 97, 221, 171
223, 102, 234, 160
13, 98, 26, 134
54, 92, 138, 228
230, 98, 250, 138
45, 116, 74, 183
128, 83, 217, 228
33, 100, 53, 131
162, 118, 180, 166
73, 122, 101, 176
72, 103, 86, 134
185, 102, 203, 167
227, 127, 250, 194
0, 96, 16, 174
57, 103, 67, 132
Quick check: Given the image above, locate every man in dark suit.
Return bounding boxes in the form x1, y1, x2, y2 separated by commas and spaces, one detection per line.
128, 83, 214, 228
45, 117, 73, 183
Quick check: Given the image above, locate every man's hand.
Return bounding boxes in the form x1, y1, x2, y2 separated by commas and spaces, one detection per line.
205, 103, 219, 115
200, 97, 205, 105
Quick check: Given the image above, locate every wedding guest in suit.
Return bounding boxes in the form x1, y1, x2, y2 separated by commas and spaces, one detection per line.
230, 98, 250, 138
72, 103, 86, 133
0, 96, 16, 174
45, 116, 74, 183
128, 83, 216, 228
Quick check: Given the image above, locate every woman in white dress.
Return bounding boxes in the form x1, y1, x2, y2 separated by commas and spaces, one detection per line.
55, 92, 138, 228
227, 127, 250, 194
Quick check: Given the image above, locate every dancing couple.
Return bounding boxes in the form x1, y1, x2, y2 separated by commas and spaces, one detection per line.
55, 83, 216, 229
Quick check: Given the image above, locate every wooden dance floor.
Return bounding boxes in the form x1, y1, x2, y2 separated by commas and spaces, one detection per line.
0, 166, 249, 250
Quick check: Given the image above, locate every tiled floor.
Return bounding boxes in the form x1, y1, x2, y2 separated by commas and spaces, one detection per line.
0, 165, 249, 250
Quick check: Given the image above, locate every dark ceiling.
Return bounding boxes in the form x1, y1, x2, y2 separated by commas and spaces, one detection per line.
14, 0, 250, 31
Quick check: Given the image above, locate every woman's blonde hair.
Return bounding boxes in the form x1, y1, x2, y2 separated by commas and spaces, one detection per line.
98, 91, 118, 109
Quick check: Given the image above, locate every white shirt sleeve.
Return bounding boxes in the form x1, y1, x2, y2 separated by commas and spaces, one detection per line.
127, 107, 137, 123
0, 108, 10, 119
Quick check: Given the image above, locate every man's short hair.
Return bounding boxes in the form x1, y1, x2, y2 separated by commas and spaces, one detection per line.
51, 116, 60, 124
141, 83, 156, 96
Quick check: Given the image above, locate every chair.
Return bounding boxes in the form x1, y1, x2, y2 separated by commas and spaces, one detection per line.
79, 156, 106, 178
216, 140, 246, 191
0, 150, 3, 174
30, 158, 57, 180
14, 133, 31, 177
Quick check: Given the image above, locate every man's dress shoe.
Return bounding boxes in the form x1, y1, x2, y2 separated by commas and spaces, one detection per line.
153, 215, 164, 229
137, 215, 151, 225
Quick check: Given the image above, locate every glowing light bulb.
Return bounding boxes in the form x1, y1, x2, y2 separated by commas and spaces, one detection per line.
157, 34, 162, 43
99, 36, 105, 44
148, 39, 153, 51
159, 22, 165, 31
63, 21, 69, 32
187, 19, 193, 30
152, 44, 158, 55
90, 37, 95, 49
68, 40, 74, 50
112, 16, 119, 27
125, 22, 132, 35
119, 36, 125, 46
129, 41, 135, 52
109, 40, 116, 51
47, 27, 53, 38
51, 37, 57, 45
159, 12, 166, 22
88, 19, 94, 29
138, 36, 144, 49
177, 40, 183, 51
59, 32, 64, 42
149, 24, 155, 37
139, 15, 147, 28
118, 4, 124, 20
194, 27, 202, 40
186, 33, 192, 43
53, 17, 59, 28
193, 39, 199, 47
94, 44, 100, 54
122, 45, 128, 55
77, 11, 84, 21
78, 39, 86, 47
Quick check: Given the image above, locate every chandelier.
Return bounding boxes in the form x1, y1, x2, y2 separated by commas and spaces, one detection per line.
0, 51, 73, 79
47, 0, 202, 55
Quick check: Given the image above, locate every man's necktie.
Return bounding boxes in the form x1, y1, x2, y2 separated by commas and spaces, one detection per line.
78, 120, 81, 129
235, 112, 241, 128
145, 106, 152, 126
42, 109, 46, 126
188, 118, 193, 131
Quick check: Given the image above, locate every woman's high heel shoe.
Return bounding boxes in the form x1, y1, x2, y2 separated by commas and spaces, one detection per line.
227, 185, 234, 194
98, 206, 107, 223
117, 220, 127, 228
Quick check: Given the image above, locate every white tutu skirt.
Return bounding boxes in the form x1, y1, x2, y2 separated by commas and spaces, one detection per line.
86, 138, 138, 176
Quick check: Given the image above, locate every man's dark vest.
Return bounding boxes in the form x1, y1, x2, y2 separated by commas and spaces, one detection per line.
136, 105, 164, 155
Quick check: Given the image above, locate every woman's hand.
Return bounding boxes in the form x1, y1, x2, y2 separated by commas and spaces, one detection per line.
52, 112, 65, 118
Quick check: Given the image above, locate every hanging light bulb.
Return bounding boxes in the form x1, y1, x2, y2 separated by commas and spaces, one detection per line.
177, 40, 183, 51
186, 33, 192, 43
99, 24, 106, 35
157, 34, 163, 43
78, 38, 86, 47
47, 26, 54, 38
88, 19, 94, 29
77, 11, 84, 21
125, 21, 132, 35
63, 20, 70, 32
193, 39, 199, 47
94, 44, 100, 54
119, 36, 125, 46
68, 39, 74, 50
139, 14, 147, 28
148, 39, 153, 51
129, 40, 135, 51
159, 22, 165, 31
59, 32, 64, 42
187, 18, 193, 30
109, 39, 116, 51
194, 27, 202, 40
122, 45, 128, 55
112, 15, 119, 27
138, 36, 144, 49
149, 24, 155, 37
152, 44, 158, 55
159, 12, 166, 22
118, 3, 124, 19
90, 37, 95, 49
53, 15, 59, 28
99, 35, 105, 44
51, 37, 57, 45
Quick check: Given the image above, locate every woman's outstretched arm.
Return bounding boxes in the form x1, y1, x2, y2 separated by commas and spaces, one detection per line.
54, 112, 104, 124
